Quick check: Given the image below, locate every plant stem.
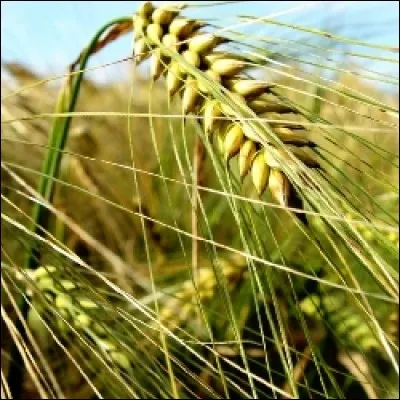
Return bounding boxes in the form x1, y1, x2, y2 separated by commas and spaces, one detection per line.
7, 17, 132, 398
192, 137, 206, 286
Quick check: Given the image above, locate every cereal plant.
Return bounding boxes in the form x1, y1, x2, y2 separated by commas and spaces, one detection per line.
1, 1, 398, 398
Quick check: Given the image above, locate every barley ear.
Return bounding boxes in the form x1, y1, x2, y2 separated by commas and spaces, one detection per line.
166, 62, 184, 97
203, 99, 222, 137
251, 152, 270, 196
223, 123, 244, 163
138, 1, 154, 18
239, 140, 257, 181
151, 5, 177, 25
146, 23, 163, 43
150, 49, 164, 81
182, 77, 201, 114
268, 169, 291, 207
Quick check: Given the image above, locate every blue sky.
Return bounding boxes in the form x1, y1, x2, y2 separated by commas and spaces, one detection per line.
1, 1, 398, 90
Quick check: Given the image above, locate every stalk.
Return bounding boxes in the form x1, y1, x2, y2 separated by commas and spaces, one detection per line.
7, 17, 132, 398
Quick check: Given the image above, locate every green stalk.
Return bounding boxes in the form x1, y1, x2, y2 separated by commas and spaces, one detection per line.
7, 17, 132, 398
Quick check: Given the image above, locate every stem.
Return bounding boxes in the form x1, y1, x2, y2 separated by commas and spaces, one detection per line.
7, 16, 132, 398
192, 138, 206, 286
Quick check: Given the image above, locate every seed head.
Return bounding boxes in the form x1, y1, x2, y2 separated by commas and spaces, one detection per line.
226, 78, 272, 97
162, 33, 180, 52
138, 1, 154, 18
182, 50, 200, 68
167, 62, 183, 97
146, 23, 163, 43
134, 37, 150, 62
169, 18, 201, 38
251, 152, 270, 196
150, 49, 164, 80
204, 99, 222, 135
182, 78, 200, 114
272, 127, 315, 147
211, 58, 246, 76
134, 16, 148, 39
268, 169, 291, 207
224, 124, 244, 162
248, 95, 294, 114
152, 6, 176, 25
198, 69, 221, 93
188, 32, 226, 54
239, 140, 257, 179
220, 93, 247, 116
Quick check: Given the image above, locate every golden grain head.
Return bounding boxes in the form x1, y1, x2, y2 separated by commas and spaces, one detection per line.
226, 78, 271, 97
258, 112, 302, 129
288, 147, 320, 168
248, 95, 294, 114
272, 127, 314, 147
151, 6, 176, 25
188, 32, 225, 54
197, 69, 221, 93
251, 152, 270, 196
239, 140, 257, 179
182, 50, 201, 68
242, 123, 263, 143
146, 23, 163, 43
131, 1, 314, 220
224, 123, 244, 162
134, 37, 150, 62
150, 48, 164, 80
204, 99, 222, 135
138, 1, 154, 18
264, 145, 284, 169
167, 62, 184, 97
215, 128, 226, 154
182, 77, 200, 114
220, 92, 248, 116
203, 51, 235, 64
162, 33, 180, 52
268, 169, 291, 207
210, 58, 246, 76
169, 18, 200, 38
134, 16, 148, 39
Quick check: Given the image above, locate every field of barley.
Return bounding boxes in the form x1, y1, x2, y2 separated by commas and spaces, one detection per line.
1, 1, 399, 399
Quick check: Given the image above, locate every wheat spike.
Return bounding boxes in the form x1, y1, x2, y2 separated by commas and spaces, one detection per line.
26, 266, 133, 372
132, 2, 321, 224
